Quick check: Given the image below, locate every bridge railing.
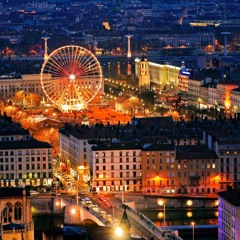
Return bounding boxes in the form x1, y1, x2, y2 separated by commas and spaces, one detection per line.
123, 204, 184, 240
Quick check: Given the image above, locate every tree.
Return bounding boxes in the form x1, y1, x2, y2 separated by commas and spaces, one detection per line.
14, 91, 25, 106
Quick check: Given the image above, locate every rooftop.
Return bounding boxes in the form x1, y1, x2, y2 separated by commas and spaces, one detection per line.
218, 189, 240, 207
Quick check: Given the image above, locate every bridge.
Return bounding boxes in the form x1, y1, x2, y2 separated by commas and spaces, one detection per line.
53, 196, 184, 240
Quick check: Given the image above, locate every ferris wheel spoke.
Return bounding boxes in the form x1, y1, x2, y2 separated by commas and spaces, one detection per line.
77, 58, 100, 75
79, 65, 101, 77
77, 56, 97, 74
55, 51, 72, 75
78, 86, 95, 102
45, 58, 69, 77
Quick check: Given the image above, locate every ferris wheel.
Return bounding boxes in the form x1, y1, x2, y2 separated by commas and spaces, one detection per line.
40, 45, 103, 111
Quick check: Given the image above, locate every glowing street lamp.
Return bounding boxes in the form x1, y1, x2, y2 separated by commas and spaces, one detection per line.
115, 226, 123, 239
191, 222, 195, 240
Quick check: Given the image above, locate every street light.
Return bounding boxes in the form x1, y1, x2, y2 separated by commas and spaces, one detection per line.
191, 222, 195, 240
115, 226, 123, 239
121, 179, 124, 204
157, 199, 165, 230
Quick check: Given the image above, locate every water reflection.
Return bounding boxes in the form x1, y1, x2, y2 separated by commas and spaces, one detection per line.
140, 209, 218, 227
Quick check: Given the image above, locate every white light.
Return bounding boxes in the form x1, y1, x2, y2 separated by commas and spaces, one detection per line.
69, 74, 76, 81
115, 227, 123, 237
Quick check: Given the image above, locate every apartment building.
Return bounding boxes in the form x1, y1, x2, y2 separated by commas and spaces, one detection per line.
205, 131, 240, 191
0, 117, 53, 187
142, 144, 219, 195
218, 189, 240, 240
91, 142, 142, 193
141, 143, 176, 195
176, 145, 219, 195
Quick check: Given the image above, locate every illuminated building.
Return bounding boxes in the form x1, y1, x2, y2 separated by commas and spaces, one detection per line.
91, 142, 142, 193
138, 56, 150, 91
0, 117, 53, 187
141, 143, 176, 195
176, 145, 219, 195
0, 74, 44, 100
217, 82, 239, 112
206, 131, 240, 191
0, 187, 34, 240
218, 189, 240, 240
142, 144, 219, 195
135, 58, 180, 93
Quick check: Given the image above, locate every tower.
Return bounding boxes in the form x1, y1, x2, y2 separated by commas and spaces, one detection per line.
124, 34, 133, 58
41, 36, 51, 60
221, 31, 231, 56
138, 56, 150, 91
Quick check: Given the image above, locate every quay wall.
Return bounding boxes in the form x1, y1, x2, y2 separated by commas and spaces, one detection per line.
119, 194, 218, 210
30, 195, 218, 215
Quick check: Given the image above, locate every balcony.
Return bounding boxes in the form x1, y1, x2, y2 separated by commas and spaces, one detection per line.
2, 222, 34, 234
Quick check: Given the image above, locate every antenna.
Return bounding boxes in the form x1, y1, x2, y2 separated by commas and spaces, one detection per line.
221, 0, 230, 56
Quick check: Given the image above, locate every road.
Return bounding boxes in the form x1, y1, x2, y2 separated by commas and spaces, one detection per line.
60, 192, 163, 239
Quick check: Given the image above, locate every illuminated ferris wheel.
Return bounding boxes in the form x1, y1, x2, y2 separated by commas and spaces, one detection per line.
40, 45, 103, 111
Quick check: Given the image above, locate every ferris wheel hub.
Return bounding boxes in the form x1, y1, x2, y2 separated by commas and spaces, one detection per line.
69, 74, 76, 81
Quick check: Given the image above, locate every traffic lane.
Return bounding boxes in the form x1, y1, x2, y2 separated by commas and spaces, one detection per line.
90, 195, 149, 239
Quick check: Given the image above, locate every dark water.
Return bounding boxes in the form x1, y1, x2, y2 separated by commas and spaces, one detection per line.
140, 209, 218, 240
33, 209, 218, 240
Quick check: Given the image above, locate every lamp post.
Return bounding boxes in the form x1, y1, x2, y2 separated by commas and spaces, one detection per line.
121, 179, 124, 204
191, 222, 195, 240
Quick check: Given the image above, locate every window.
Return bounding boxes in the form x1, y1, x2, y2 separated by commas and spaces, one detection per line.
14, 202, 22, 220
3, 202, 12, 223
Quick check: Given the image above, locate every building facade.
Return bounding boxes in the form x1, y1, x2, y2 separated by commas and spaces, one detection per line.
218, 190, 240, 240
91, 142, 142, 193
0, 187, 34, 240
0, 117, 53, 187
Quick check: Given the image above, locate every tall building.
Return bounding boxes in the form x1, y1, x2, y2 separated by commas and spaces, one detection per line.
0, 187, 34, 240
218, 189, 240, 240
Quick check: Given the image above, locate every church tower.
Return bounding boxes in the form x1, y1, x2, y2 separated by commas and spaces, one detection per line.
138, 56, 150, 91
